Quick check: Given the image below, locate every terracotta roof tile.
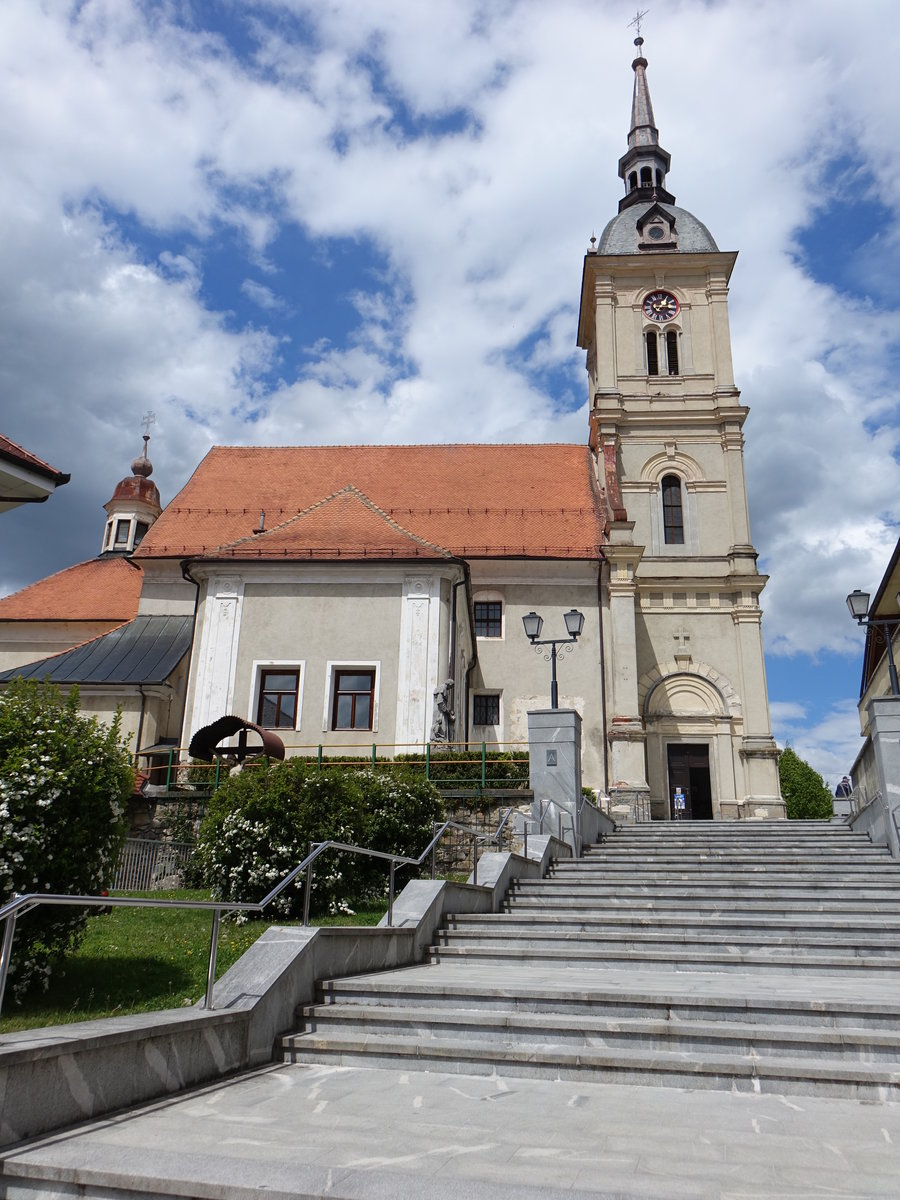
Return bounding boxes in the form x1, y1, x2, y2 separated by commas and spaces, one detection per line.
0, 557, 143, 621
137, 445, 606, 562
213, 486, 454, 560
0, 434, 70, 483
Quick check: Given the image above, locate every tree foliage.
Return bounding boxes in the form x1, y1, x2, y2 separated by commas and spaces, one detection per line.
193, 759, 444, 918
778, 745, 833, 820
0, 679, 133, 999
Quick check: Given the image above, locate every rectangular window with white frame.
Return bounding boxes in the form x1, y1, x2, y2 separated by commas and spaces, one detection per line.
249, 661, 304, 731
323, 661, 381, 733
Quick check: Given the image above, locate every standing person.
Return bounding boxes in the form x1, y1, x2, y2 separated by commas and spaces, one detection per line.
835, 776, 852, 798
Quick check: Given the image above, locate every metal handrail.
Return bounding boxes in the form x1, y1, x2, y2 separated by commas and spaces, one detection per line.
522, 793, 597, 856
0, 808, 514, 1020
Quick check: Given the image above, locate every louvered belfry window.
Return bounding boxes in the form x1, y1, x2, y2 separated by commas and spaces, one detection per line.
646, 330, 659, 375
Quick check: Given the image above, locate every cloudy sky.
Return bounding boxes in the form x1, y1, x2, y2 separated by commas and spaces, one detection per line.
1, 0, 898, 785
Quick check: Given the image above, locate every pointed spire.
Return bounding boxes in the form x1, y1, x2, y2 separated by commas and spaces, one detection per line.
628, 38, 658, 150
617, 36, 675, 213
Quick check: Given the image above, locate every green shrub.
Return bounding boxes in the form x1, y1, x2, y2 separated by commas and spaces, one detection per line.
0, 679, 133, 1000
193, 759, 444, 918
778, 745, 833, 820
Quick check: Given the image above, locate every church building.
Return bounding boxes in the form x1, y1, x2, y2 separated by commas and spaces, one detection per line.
0, 40, 783, 822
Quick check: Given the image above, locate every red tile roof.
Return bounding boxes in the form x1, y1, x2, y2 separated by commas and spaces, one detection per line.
0, 557, 143, 621
136, 445, 607, 562
0, 434, 70, 484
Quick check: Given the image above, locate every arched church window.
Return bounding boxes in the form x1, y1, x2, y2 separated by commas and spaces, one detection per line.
661, 475, 685, 544
646, 330, 659, 375
666, 329, 679, 375
656, 169, 664, 186
640, 166, 652, 186
628, 171, 638, 191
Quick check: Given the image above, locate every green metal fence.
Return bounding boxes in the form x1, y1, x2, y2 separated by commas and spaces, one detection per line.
136, 741, 530, 796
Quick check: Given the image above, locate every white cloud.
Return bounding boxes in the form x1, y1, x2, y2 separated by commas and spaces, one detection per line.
2, 0, 900, 772
241, 278, 284, 310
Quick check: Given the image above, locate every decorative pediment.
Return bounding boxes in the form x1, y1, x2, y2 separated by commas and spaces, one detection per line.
636, 203, 677, 251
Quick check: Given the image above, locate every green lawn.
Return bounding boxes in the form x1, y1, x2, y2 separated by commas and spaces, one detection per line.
0, 890, 387, 1034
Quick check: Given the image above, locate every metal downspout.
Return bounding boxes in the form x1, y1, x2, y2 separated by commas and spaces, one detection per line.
180, 560, 202, 745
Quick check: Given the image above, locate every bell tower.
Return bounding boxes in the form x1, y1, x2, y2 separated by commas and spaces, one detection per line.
579, 38, 782, 821
101, 413, 162, 557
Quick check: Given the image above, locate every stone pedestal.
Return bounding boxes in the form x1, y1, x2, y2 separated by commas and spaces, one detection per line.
867, 697, 900, 859
528, 709, 582, 853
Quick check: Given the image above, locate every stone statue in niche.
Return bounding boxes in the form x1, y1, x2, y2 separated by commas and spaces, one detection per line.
430, 679, 455, 743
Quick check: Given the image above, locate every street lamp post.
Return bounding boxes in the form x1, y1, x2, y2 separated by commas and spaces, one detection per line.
847, 589, 900, 697
522, 608, 585, 709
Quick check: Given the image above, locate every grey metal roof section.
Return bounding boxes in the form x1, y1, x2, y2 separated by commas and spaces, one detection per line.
0, 615, 193, 686
597, 203, 718, 254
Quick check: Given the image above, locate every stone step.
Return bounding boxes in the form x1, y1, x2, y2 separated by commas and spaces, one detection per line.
595, 836, 854, 846
316, 972, 900, 1029
565, 851, 891, 864
602, 820, 839, 831
509, 880, 900, 896
449, 911, 900, 935
434, 925, 900, 956
425, 942, 900, 974
505, 895, 900, 914
275, 821, 900, 1102
279, 1029, 900, 1101
291, 1002, 900, 1064
543, 869, 900, 882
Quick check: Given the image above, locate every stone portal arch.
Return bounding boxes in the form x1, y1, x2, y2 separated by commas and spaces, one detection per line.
639, 661, 741, 719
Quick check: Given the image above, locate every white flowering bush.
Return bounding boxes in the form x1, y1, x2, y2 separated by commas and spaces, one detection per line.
0, 679, 133, 1000
193, 759, 444, 919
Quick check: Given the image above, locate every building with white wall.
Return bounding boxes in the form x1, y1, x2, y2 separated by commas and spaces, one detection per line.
0, 40, 782, 820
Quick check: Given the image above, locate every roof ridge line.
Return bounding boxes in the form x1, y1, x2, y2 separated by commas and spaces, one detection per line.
210, 484, 454, 559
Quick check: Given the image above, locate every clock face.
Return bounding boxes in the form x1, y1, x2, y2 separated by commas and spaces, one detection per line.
643, 291, 679, 322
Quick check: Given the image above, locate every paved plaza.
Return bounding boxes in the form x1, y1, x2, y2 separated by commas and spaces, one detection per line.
5, 1057, 900, 1199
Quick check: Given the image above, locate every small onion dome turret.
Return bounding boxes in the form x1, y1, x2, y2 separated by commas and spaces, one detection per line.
101, 431, 162, 555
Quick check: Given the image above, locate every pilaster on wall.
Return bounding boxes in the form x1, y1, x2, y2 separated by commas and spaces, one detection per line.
605, 523, 643, 720
706, 271, 735, 389
395, 574, 441, 748
187, 575, 244, 741
604, 524, 649, 810
592, 274, 618, 395
720, 423, 755, 555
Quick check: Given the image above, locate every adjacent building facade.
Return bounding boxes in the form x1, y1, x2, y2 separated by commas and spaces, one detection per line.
0, 41, 783, 821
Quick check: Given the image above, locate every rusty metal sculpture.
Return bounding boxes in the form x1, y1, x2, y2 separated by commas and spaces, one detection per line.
188, 715, 285, 764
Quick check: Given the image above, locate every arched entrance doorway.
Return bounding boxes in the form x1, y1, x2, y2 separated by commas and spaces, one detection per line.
667, 743, 713, 820
640, 666, 742, 820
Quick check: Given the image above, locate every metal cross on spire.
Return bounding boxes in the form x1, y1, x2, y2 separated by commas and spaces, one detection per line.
141, 410, 156, 438
628, 9, 649, 40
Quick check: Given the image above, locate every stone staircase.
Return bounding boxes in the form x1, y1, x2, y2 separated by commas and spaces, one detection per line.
281, 821, 900, 1098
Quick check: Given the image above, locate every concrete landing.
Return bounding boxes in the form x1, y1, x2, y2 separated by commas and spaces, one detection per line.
4, 1060, 900, 1199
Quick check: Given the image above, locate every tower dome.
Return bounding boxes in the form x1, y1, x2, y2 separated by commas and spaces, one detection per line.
101, 419, 162, 555
596, 36, 717, 257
